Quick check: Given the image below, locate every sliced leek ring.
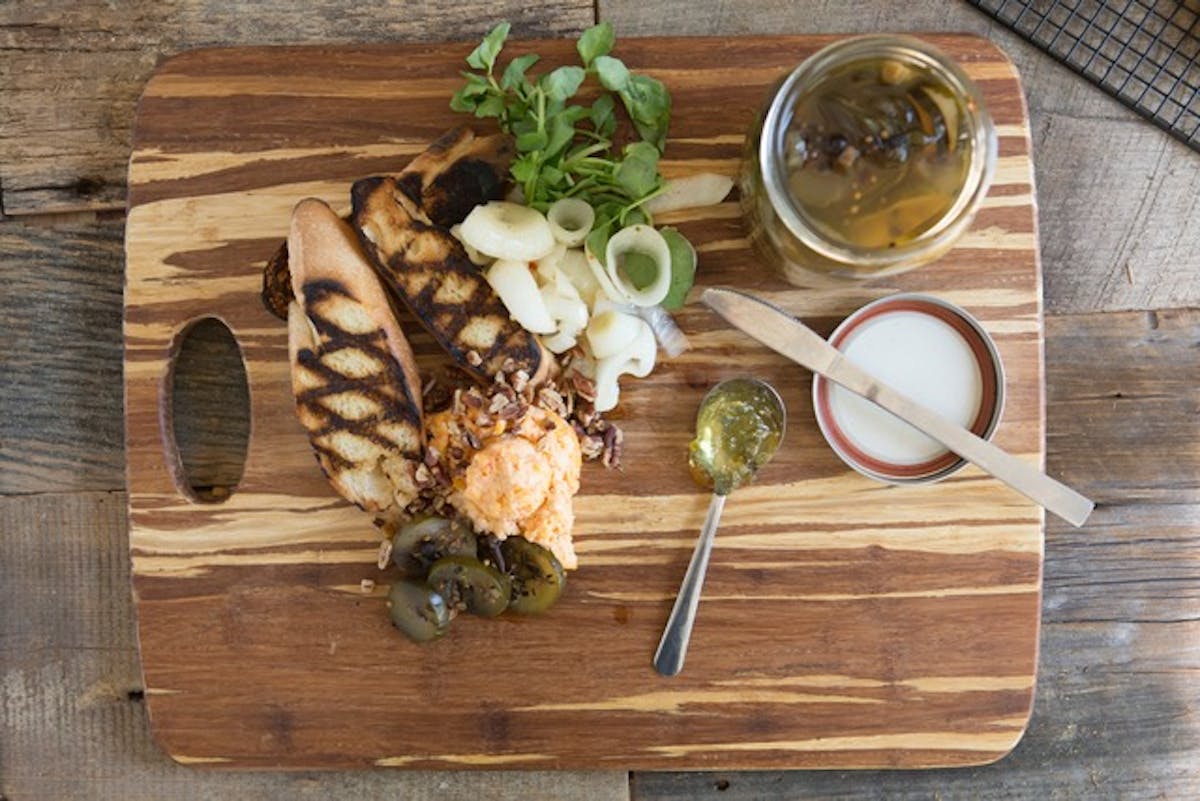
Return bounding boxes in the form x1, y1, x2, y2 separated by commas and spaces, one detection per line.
460, 201, 556, 262
585, 247, 633, 306
643, 173, 734, 215
558, 248, 602, 307
586, 308, 642, 360
487, 259, 557, 334
542, 284, 588, 333
449, 224, 494, 267
604, 224, 671, 307
592, 319, 657, 412
546, 198, 595, 247
534, 242, 567, 284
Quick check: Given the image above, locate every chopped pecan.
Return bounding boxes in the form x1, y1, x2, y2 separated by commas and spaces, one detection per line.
497, 402, 526, 421
580, 435, 604, 460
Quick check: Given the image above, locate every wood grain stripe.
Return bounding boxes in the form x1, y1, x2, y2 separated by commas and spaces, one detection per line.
646, 730, 1025, 758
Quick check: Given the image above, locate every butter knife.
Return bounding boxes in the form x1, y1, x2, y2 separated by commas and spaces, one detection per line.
703, 286, 1094, 527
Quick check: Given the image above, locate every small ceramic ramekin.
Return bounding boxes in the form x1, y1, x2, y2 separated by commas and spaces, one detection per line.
812, 293, 1005, 484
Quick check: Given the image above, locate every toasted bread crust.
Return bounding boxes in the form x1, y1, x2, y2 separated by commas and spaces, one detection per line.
394, 126, 514, 229
351, 175, 550, 386
261, 239, 293, 320
287, 198, 424, 512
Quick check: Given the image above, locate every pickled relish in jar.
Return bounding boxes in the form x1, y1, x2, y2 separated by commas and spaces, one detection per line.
784, 57, 973, 251
741, 35, 996, 284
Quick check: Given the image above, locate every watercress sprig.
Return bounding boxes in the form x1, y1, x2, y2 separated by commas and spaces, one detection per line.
450, 21, 673, 235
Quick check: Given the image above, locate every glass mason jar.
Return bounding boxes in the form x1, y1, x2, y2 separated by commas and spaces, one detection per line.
742, 35, 998, 286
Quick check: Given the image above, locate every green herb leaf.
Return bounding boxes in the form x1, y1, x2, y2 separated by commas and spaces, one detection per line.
541, 65, 586, 103
544, 114, 577, 160
449, 87, 479, 112
594, 55, 631, 92
614, 141, 661, 198
619, 74, 671, 151
474, 94, 506, 119
659, 227, 696, 310
622, 207, 648, 227
540, 164, 565, 187
461, 72, 491, 94
510, 115, 538, 136
510, 153, 538, 185
621, 251, 659, 290
577, 22, 615, 68
516, 129, 549, 152
466, 21, 511, 72
501, 53, 540, 90
585, 226, 612, 263
589, 95, 616, 138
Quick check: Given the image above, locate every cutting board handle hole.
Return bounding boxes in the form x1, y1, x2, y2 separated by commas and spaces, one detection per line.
162, 316, 251, 504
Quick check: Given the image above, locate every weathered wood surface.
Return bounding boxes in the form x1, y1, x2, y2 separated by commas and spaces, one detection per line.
122, 35, 1044, 770
0, 1, 592, 216
0, 213, 127, 493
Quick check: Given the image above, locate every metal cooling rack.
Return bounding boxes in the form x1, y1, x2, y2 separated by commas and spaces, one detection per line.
966, 0, 1200, 151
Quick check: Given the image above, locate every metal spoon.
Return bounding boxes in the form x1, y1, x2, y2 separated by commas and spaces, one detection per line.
653, 378, 786, 677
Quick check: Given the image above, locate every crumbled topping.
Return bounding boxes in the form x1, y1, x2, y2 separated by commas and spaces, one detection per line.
404, 353, 623, 518
376, 538, 393, 570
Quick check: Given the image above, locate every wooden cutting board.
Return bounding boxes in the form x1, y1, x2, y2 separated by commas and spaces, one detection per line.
124, 34, 1044, 770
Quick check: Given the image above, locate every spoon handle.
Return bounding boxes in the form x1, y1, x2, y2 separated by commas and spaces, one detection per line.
654, 492, 727, 677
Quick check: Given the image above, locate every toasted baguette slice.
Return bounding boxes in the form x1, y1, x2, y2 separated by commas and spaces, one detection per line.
287, 198, 424, 513
351, 175, 550, 386
394, 126, 514, 229
261, 127, 512, 320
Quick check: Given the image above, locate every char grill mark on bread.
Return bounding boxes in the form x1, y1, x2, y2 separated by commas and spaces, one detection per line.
287, 198, 424, 513
350, 174, 549, 386
394, 126, 515, 229
261, 126, 513, 320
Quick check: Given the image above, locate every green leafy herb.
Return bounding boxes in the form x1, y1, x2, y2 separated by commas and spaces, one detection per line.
541, 65, 586, 103
465, 21, 511, 71
500, 53, 540, 90
614, 141, 660, 198
450, 21, 672, 227
576, 21, 615, 67
593, 55, 631, 92
659, 227, 697, 310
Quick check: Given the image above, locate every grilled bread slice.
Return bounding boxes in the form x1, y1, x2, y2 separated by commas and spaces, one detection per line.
287, 198, 424, 513
393, 126, 515, 229
261, 126, 513, 320
351, 174, 550, 386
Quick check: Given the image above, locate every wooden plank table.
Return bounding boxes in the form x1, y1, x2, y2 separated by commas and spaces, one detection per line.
1, 1, 1197, 799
